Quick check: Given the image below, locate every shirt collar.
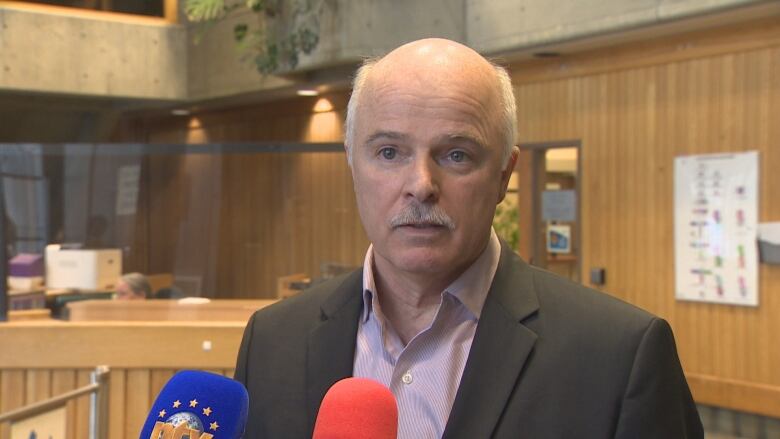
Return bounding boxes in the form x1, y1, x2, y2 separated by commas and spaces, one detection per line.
361, 228, 502, 322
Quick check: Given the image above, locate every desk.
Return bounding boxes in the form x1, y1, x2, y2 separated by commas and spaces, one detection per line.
66, 299, 275, 322
0, 315, 264, 438
7, 309, 51, 321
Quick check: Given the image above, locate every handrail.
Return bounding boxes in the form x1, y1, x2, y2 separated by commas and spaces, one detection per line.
0, 383, 99, 423
0, 365, 110, 439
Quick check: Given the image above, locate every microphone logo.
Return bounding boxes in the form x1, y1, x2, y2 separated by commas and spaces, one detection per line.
139, 370, 247, 439
148, 398, 220, 439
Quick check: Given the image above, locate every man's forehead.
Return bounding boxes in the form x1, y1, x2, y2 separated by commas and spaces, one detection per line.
370, 57, 494, 92
356, 71, 499, 145
359, 39, 501, 110
348, 38, 505, 150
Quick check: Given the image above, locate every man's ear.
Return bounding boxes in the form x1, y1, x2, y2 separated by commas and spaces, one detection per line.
497, 146, 519, 203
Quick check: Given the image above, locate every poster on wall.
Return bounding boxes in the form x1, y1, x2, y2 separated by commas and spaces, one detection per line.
115, 164, 140, 216
547, 224, 572, 254
674, 151, 758, 306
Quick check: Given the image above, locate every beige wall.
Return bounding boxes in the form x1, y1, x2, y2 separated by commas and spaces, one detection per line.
120, 95, 368, 298
511, 16, 780, 417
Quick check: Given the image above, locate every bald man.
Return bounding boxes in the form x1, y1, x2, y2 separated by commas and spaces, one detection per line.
235, 39, 702, 438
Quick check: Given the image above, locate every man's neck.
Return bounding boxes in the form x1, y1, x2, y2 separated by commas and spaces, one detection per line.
370, 256, 471, 345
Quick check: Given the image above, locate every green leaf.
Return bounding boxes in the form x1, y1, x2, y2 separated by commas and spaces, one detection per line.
298, 28, 318, 53
185, 0, 225, 22
255, 43, 279, 74
246, 0, 264, 12
234, 23, 248, 42
189, 0, 325, 74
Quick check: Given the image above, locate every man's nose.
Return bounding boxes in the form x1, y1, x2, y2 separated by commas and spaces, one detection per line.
404, 156, 440, 203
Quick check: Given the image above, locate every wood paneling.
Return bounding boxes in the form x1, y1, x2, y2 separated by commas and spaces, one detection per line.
0, 370, 25, 413
125, 370, 151, 439
51, 369, 76, 439
129, 94, 368, 299
0, 322, 241, 439
512, 17, 780, 417
66, 299, 274, 321
75, 370, 90, 439
50, 147, 152, 276
25, 369, 51, 404
0, 367, 238, 439
109, 369, 127, 439
0, 322, 245, 369
143, 149, 366, 299
213, 151, 366, 298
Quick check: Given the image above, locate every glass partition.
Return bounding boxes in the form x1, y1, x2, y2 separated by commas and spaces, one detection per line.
0, 144, 366, 319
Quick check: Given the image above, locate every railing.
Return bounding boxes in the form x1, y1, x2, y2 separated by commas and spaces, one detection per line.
0, 365, 110, 439
0, 0, 170, 20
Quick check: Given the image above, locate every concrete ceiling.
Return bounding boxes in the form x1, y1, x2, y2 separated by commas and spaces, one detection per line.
1, 0, 778, 143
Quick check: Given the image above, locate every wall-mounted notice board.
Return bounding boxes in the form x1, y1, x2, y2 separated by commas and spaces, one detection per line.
674, 151, 759, 306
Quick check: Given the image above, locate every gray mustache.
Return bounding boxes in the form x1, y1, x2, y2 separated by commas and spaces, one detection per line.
389, 203, 456, 230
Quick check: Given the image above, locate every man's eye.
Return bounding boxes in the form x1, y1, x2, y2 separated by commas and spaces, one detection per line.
380, 148, 397, 160
449, 150, 466, 162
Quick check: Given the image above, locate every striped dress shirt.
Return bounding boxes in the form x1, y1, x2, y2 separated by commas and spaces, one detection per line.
353, 229, 501, 439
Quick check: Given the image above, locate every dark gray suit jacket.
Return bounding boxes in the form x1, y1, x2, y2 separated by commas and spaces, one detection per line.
235, 244, 703, 438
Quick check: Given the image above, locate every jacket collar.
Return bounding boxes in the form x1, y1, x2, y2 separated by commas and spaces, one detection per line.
443, 242, 540, 439
305, 270, 364, 433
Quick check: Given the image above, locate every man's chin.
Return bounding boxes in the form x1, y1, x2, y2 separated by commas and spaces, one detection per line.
383, 250, 453, 275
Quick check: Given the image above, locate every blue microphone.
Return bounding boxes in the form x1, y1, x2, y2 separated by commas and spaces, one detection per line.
139, 370, 248, 439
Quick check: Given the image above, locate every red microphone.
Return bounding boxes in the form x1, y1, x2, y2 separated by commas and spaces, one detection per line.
312, 377, 398, 439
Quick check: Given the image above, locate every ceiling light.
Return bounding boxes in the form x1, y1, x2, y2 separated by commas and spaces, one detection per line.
313, 98, 334, 113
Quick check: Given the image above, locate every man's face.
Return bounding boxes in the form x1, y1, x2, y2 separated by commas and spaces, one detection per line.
350, 73, 515, 278
115, 280, 143, 300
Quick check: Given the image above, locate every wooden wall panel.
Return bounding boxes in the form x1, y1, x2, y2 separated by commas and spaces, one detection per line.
0, 367, 239, 439
74, 370, 91, 439
55, 149, 152, 275
109, 369, 127, 439
150, 369, 175, 400
0, 323, 242, 439
0, 371, 25, 413
24, 369, 51, 404
50, 369, 77, 439
147, 152, 222, 296
125, 370, 151, 439
512, 17, 780, 417
132, 94, 368, 299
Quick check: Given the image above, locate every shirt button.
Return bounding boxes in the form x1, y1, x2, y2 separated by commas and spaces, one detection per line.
401, 371, 413, 385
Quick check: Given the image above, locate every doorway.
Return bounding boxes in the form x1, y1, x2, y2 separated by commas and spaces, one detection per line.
517, 140, 581, 283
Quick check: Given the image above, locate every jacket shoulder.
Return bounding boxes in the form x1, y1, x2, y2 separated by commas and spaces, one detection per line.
530, 264, 655, 328
245, 269, 362, 332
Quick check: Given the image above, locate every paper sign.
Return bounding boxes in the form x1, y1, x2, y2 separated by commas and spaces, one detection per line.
674, 151, 758, 306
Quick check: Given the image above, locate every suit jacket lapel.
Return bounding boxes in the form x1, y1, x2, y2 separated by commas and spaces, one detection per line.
305, 270, 364, 432
443, 244, 541, 439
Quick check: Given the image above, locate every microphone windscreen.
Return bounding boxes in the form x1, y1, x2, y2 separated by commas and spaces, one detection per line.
139, 370, 248, 439
312, 377, 398, 439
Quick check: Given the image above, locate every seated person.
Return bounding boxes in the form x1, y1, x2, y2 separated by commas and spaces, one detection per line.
114, 272, 151, 300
